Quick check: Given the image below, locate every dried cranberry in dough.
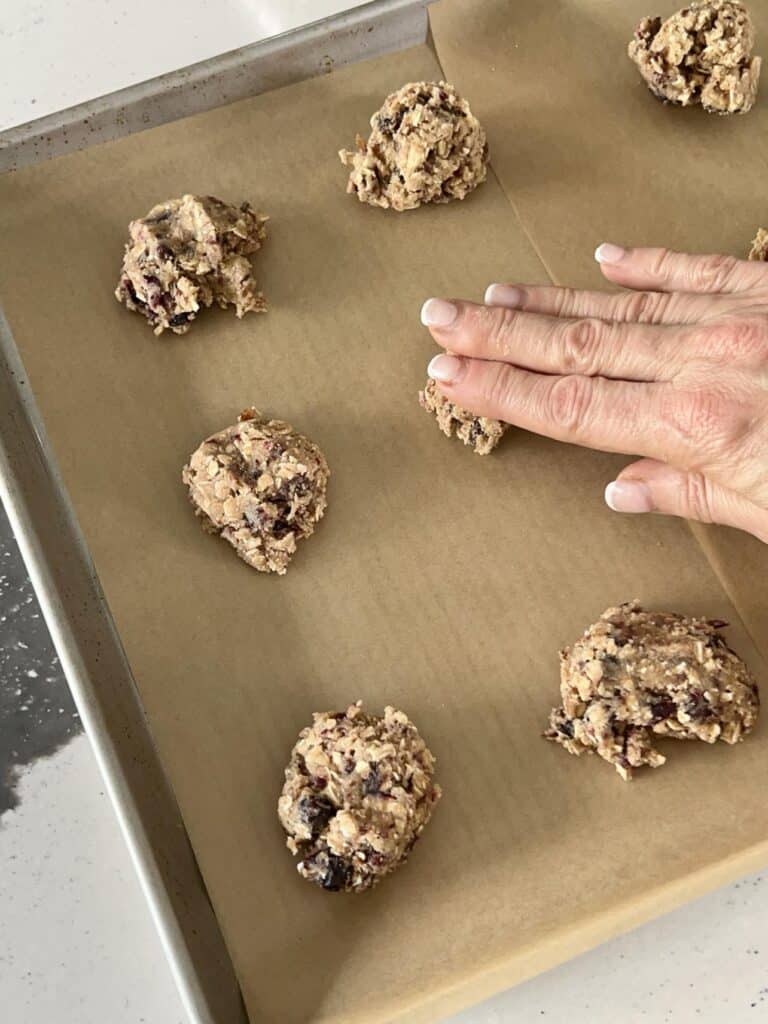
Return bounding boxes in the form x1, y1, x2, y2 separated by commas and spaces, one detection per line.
546, 601, 759, 780
278, 702, 441, 892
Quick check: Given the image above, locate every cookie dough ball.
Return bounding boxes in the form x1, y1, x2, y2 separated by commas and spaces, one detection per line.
116, 194, 268, 335
748, 226, 768, 259
628, 2, 761, 114
545, 601, 759, 780
278, 702, 441, 892
419, 378, 507, 455
182, 408, 328, 575
339, 81, 488, 211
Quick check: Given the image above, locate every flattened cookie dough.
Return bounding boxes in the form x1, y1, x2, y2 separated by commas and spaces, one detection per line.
339, 81, 488, 211
278, 702, 441, 892
628, 1, 761, 114
748, 226, 768, 259
419, 378, 507, 454
546, 601, 759, 780
182, 408, 328, 575
116, 194, 268, 335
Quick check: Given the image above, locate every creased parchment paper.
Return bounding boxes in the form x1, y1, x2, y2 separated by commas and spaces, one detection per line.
0, 37, 767, 1024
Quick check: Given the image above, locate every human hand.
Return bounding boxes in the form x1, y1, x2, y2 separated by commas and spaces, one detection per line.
421, 244, 768, 543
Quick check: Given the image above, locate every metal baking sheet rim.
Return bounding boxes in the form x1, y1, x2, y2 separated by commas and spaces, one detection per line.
0, 0, 431, 173
0, 4, 429, 1024
0, 309, 247, 1024
7, 3, 768, 1022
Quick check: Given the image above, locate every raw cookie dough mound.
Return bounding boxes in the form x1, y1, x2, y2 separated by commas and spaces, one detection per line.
748, 226, 768, 259
182, 408, 328, 575
628, 1, 761, 114
419, 378, 507, 454
116, 194, 268, 335
278, 702, 441, 892
339, 81, 488, 211
545, 601, 759, 781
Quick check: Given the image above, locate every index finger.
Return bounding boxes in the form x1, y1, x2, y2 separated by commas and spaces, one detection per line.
427, 354, 684, 464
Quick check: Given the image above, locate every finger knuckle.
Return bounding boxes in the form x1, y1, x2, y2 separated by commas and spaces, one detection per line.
617, 290, 666, 324
559, 318, 604, 375
554, 287, 580, 317
649, 247, 677, 280
690, 253, 739, 292
482, 306, 520, 359
700, 318, 768, 364
664, 388, 750, 461
683, 472, 716, 524
544, 375, 594, 432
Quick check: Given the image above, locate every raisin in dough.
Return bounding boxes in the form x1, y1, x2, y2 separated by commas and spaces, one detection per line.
748, 227, 768, 259
546, 601, 759, 781
419, 378, 507, 455
339, 81, 488, 211
116, 194, 268, 335
278, 702, 441, 892
628, 1, 761, 114
182, 408, 328, 575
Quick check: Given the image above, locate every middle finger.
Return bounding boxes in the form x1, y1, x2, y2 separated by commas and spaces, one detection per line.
420, 298, 682, 382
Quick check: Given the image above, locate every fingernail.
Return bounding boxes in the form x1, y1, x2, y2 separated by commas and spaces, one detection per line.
484, 283, 523, 306
421, 298, 458, 328
427, 353, 465, 384
594, 242, 626, 265
604, 480, 654, 514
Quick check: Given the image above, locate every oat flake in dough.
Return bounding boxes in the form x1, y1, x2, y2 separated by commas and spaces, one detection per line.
748, 227, 768, 259
182, 408, 329, 575
546, 601, 759, 780
628, 1, 761, 114
339, 81, 488, 211
116, 194, 268, 335
278, 702, 441, 892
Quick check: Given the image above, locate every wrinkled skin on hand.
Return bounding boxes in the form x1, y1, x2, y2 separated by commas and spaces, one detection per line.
421, 244, 768, 544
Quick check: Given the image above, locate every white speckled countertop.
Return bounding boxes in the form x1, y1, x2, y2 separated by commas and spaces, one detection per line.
0, 0, 369, 132
1, 4, 768, 1023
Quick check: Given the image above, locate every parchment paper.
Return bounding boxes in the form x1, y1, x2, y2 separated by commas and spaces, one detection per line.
431, 0, 768, 647
1, 38, 767, 1024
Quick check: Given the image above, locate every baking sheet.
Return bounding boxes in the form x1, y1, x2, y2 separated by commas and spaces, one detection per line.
430, 0, 768, 648
1, 39, 767, 1024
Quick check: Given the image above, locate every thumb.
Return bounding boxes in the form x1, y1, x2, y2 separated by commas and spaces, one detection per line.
604, 459, 768, 544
